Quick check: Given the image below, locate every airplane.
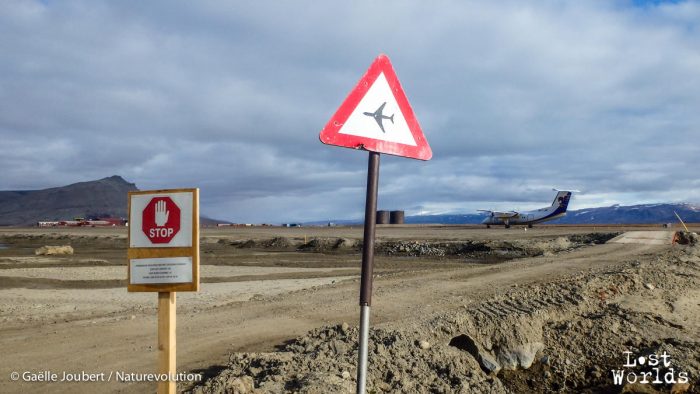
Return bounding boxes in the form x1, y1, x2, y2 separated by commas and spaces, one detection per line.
479, 189, 575, 228
363, 102, 394, 133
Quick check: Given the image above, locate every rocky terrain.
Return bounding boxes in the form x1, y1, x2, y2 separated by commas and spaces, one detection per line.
190, 235, 699, 394
229, 232, 620, 260
1, 226, 697, 393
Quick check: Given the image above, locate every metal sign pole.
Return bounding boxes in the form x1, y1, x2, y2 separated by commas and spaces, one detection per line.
356, 151, 380, 394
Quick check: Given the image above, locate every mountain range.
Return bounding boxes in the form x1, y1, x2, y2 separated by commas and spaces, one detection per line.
314, 203, 700, 226
406, 203, 700, 225
2, 176, 698, 226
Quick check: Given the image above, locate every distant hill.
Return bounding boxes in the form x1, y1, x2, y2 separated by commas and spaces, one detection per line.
0, 176, 231, 227
307, 203, 700, 226
0, 176, 138, 226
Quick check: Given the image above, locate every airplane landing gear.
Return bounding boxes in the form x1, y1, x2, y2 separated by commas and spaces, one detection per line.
528, 224, 533, 228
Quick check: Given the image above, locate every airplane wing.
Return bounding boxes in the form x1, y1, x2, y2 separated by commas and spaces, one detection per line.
377, 102, 386, 113
477, 209, 519, 219
374, 117, 385, 133
492, 211, 518, 218
477, 210, 518, 218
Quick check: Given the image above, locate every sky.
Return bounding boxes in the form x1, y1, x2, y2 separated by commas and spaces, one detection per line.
1, 0, 699, 223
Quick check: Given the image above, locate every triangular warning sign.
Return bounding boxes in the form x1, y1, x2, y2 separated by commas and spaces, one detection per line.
319, 54, 432, 160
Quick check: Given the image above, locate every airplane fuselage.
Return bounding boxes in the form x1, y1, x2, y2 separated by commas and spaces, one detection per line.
480, 208, 566, 226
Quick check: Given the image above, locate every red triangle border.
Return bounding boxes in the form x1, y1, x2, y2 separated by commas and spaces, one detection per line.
319, 54, 432, 161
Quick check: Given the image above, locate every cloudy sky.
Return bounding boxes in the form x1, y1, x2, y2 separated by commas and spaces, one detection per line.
2, 0, 699, 223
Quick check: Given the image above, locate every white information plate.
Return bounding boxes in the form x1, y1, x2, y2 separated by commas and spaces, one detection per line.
130, 257, 193, 285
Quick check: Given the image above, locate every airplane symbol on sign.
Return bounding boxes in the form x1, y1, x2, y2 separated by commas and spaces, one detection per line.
363, 102, 394, 133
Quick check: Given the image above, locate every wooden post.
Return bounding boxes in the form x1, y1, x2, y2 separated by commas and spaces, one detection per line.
158, 292, 176, 394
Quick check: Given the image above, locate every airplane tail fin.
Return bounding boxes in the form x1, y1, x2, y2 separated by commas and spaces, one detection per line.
551, 190, 572, 211
389, 114, 394, 124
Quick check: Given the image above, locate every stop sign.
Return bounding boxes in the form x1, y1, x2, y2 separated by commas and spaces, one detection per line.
142, 197, 181, 244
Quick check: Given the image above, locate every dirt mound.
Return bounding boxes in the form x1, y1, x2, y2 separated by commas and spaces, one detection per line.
378, 241, 448, 257
376, 234, 619, 259
34, 245, 73, 255
226, 238, 295, 249
333, 238, 358, 250
523, 237, 573, 256
297, 238, 359, 252
461, 245, 700, 392
568, 232, 621, 245
261, 237, 293, 249
297, 238, 335, 252
237, 240, 257, 249
189, 324, 505, 394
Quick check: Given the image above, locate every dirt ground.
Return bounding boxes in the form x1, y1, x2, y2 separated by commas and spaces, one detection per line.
0, 225, 698, 393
